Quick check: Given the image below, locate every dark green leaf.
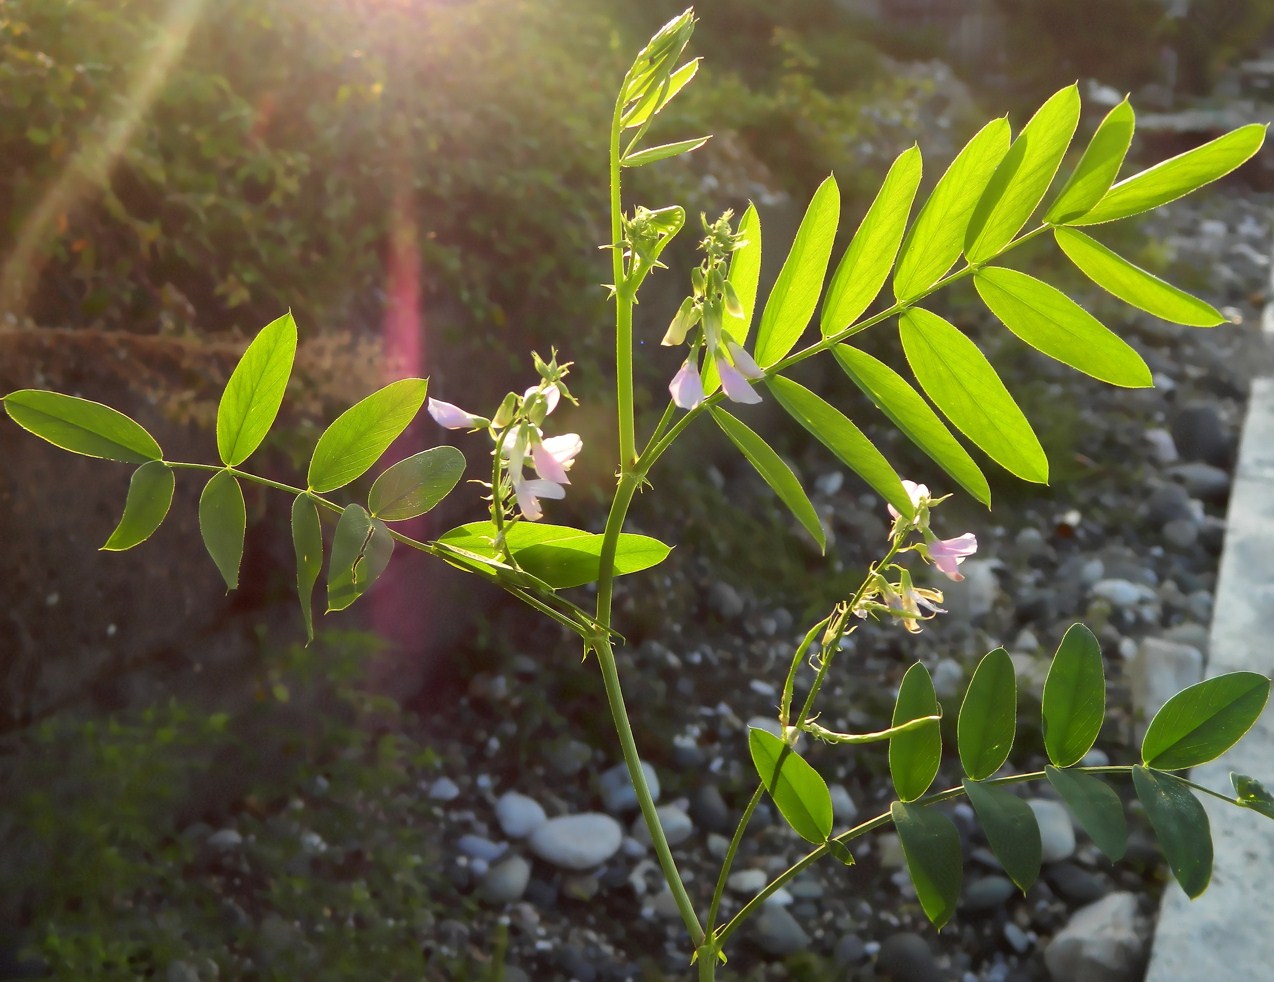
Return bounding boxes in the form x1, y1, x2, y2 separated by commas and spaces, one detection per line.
216, 311, 297, 466
327, 504, 394, 612
1045, 99, 1135, 223
894, 117, 1011, 301
1231, 773, 1274, 821
198, 470, 245, 591
963, 779, 1041, 892
308, 379, 428, 493
621, 135, 710, 168
1046, 765, 1127, 862
3, 389, 162, 463
1141, 672, 1270, 770
748, 727, 833, 844
754, 175, 839, 366
833, 345, 989, 506
709, 407, 824, 551
705, 203, 761, 395
958, 647, 1017, 780
766, 375, 911, 518
291, 494, 322, 643
1074, 123, 1267, 225
1133, 766, 1212, 898
1041, 624, 1106, 767
890, 662, 942, 802
1053, 227, 1224, 326
975, 266, 1151, 387
892, 801, 962, 929
899, 308, 1048, 483
822, 145, 922, 335
102, 460, 174, 551
827, 839, 856, 866
369, 447, 466, 521
966, 85, 1080, 262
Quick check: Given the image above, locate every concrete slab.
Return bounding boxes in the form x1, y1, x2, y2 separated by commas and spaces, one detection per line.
1145, 376, 1274, 980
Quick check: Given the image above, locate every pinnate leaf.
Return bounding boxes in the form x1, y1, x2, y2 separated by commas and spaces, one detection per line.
748, 727, 833, 844
622, 58, 699, 128
1041, 624, 1106, 767
958, 647, 1016, 780
891, 801, 962, 929
327, 504, 394, 612
963, 779, 1041, 892
4, 389, 162, 463
102, 460, 174, 551
216, 311, 297, 466
199, 470, 246, 591
1141, 672, 1270, 770
1133, 766, 1212, 899
1046, 765, 1127, 862
308, 379, 428, 493
291, 494, 322, 643
369, 447, 465, 521
890, 662, 942, 802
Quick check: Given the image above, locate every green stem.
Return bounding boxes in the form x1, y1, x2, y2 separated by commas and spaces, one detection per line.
705, 783, 764, 935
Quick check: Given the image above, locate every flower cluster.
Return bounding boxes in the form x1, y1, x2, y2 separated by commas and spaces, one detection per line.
428, 353, 582, 522
888, 480, 977, 582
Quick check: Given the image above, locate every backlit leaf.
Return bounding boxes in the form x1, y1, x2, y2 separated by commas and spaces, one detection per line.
1041, 624, 1106, 767
963, 779, 1041, 892
291, 494, 322, 643
216, 311, 297, 466
369, 447, 466, 521
1133, 766, 1212, 899
892, 801, 962, 929
621, 135, 710, 168
1046, 765, 1127, 862
4, 389, 162, 463
102, 460, 174, 551
890, 662, 942, 802
308, 379, 428, 493
958, 647, 1016, 780
1045, 99, 1136, 223
1141, 672, 1270, 770
622, 58, 699, 128
199, 470, 245, 591
748, 727, 833, 844
327, 504, 394, 612
1231, 773, 1274, 821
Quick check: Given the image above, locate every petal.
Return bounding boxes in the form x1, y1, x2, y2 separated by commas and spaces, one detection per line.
718, 357, 762, 405
931, 532, 978, 559
532, 443, 572, 484
726, 340, 765, 380
541, 433, 583, 468
523, 383, 561, 416
514, 480, 544, 521
670, 360, 705, 410
428, 398, 485, 430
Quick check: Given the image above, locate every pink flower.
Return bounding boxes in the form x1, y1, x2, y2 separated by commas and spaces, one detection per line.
928, 532, 977, 581
503, 422, 582, 521
888, 480, 929, 521
428, 398, 488, 430
718, 358, 762, 404
532, 433, 582, 484
670, 359, 705, 409
725, 340, 764, 379
514, 477, 565, 521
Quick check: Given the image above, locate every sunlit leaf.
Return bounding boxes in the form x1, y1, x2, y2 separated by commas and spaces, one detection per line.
1053, 227, 1224, 326
369, 447, 466, 521
1133, 766, 1212, 899
754, 175, 839, 366
102, 460, 174, 551
890, 662, 942, 802
1141, 672, 1270, 770
748, 727, 833, 844
822, 145, 922, 335
766, 375, 912, 518
620, 135, 710, 168
1073, 123, 1267, 225
709, 406, 824, 551
893, 117, 1011, 301
966, 85, 1080, 262
327, 503, 394, 612
199, 470, 245, 591
291, 494, 322, 643
963, 779, 1041, 892
975, 266, 1151, 387
958, 647, 1016, 780
3, 389, 162, 463
892, 801, 962, 929
308, 379, 428, 493
216, 311, 297, 466
899, 308, 1047, 483
1046, 765, 1127, 862
833, 345, 990, 506
1045, 99, 1136, 223
705, 203, 761, 395
1041, 624, 1106, 767
622, 58, 699, 128
1231, 773, 1274, 821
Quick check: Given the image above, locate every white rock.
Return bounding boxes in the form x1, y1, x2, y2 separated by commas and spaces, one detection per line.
599, 760, 660, 813
727, 868, 768, 894
479, 855, 531, 905
632, 805, 694, 847
528, 813, 623, 870
1045, 892, 1146, 982
942, 559, 1000, 620
931, 658, 965, 701
1028, 798, 1076, 863
1090, 579, 1155, 609
496, 791, 547, 839
829, 783, 859, 825
1128, 638, 1204, 741
428, 777, 461, 801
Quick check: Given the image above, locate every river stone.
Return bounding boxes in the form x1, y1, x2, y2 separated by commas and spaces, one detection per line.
1128, 638, 1203, 741
876, 932, 940, 982
1027, 798, 1076, 863
599, 760, 660, 813
528, 813, 623, 870
964, 875, 1016, 911
1045, 892, 1146, 982
479, 855, 531, 905
1171, 403, 1231, 467
496, 791, 547, 839
632, 804, 694, 846
753, 904, 811, 956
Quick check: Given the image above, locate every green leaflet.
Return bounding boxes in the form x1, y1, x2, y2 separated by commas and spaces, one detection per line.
368, 447, 466, 521
765, 375, 912, 519
198, 470, 246, 591
709, 406, 824, 551
898, 308, 1048, 483
1045, 99, 1135, 224
216, 311, 297, 466
622, 57, 699, 128
308, 378, 428, 493
821, 145, 922, 335
1072, 123, 1267, 225
327, 503, 394, 613
957, 647, 1016, 780
102, 460, 175, 551
1133, 766, 1212, 899
748, 727, 833, 844
891, 801, 962, 929
1053, 227, 1224, 326
3, 389, 162, 463
893, 117, 1011, 301
435, 522, 671, 590
1046, 766, 1127, 862
754, 175, 839, 367
1231, 773, 1274, 821
1041, 624, 1106, 768
833, 345, 989, 506
291, 494, 323, 643
620, 135, 710, 168
1140, 672, 1271, 771
974, 266, 1152, 387
966, 84, 1080, 262
890, 662, 942, 802
705, 203, 761, 395
963, 779, 1041, 893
